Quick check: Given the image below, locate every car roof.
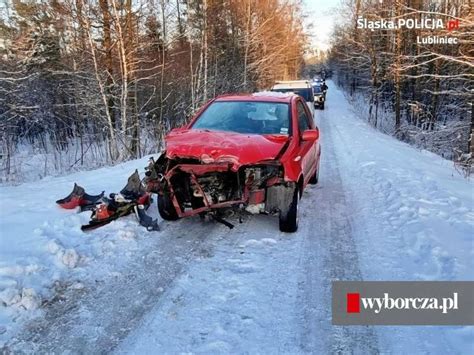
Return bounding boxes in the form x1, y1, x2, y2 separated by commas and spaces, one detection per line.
274, 80, 310, 85
214, 93, 294, 103
272, 82, 311, 90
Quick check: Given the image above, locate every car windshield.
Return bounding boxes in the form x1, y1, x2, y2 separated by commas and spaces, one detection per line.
271, 88, 312, 102
313, 85, 322, 93
192, 101, 290, 135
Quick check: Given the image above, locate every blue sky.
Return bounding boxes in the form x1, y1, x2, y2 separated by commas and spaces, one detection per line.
302, 0, 340, 51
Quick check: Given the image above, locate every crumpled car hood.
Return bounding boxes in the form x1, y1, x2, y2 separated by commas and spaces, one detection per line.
165, 129, 288, 169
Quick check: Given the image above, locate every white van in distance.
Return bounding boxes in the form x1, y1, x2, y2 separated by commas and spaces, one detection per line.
271, 80, 315, 116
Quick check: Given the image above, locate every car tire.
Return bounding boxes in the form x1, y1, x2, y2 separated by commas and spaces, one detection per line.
321, 103, 325, 110
309, 165, 319, 185
279, 187, 299, 233
158, 191, 179, 221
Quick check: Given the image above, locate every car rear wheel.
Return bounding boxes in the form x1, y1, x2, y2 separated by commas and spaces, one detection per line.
279, 187, 299, 233
320, 102, 325, 110
158, 191, 179, 221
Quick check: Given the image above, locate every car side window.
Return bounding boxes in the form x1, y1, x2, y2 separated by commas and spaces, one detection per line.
297, 101, 311, 134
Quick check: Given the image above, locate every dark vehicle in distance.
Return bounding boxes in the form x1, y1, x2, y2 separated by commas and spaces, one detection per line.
312, 85, 325, 110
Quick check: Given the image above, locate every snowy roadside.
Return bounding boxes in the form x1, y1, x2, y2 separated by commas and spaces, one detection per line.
320, 84, 474, 352
0, 155, 158, 345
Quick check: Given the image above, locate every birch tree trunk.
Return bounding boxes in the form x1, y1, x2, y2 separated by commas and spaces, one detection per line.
98, 0, 116, 131
85, 11, 118, 162
203, 0, 208, 101
110, 0, 129, 157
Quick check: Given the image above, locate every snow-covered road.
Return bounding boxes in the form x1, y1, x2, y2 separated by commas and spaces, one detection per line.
1, 82, 473, 353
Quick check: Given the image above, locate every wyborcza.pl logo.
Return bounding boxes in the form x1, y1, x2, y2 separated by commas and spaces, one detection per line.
332, 281, 474, 325
346, 292, 458, 314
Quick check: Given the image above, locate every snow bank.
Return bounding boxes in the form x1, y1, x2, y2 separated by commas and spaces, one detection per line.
323, 88, 473, 282
0, 155, 159, 346
317, 84, 474, 353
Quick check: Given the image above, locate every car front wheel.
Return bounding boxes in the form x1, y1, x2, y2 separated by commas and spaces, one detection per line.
309, 165, 319, 185
158, 191, 179, 221
279, 187, 299, 233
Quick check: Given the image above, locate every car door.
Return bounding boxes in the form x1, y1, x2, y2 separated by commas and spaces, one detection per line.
296, 99, 318, 184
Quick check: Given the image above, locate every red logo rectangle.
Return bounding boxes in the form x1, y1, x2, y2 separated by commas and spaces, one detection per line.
347, 293, 360, 313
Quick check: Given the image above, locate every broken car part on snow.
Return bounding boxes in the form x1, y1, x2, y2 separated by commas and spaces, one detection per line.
56, 170, 159, 232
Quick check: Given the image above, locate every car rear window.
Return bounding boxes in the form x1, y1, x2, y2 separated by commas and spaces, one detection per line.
271, 88, 313, 102
192, 101, 291, 135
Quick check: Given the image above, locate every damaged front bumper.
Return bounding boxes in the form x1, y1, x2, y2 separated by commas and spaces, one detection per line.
145, 155, 295, 218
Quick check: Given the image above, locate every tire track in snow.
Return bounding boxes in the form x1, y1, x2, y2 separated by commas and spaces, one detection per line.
297, 90, 379, 353
7, 218, 224, 353
116, 213, 306, 354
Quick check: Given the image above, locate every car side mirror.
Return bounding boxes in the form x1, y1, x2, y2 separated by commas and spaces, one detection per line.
302, 129, 319, 142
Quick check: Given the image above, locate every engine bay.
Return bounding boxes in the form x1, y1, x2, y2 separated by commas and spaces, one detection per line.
144, 153, 286, 218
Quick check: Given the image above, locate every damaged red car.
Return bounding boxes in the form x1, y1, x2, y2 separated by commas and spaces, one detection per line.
144, 93, 321, 232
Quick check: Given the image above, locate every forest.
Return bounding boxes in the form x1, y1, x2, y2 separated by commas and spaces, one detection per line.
0, 0, 306, 182
328, 0, 473, 169
0, 0, 473, 183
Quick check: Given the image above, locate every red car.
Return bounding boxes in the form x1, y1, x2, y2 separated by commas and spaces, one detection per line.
145, 93, 321, 232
